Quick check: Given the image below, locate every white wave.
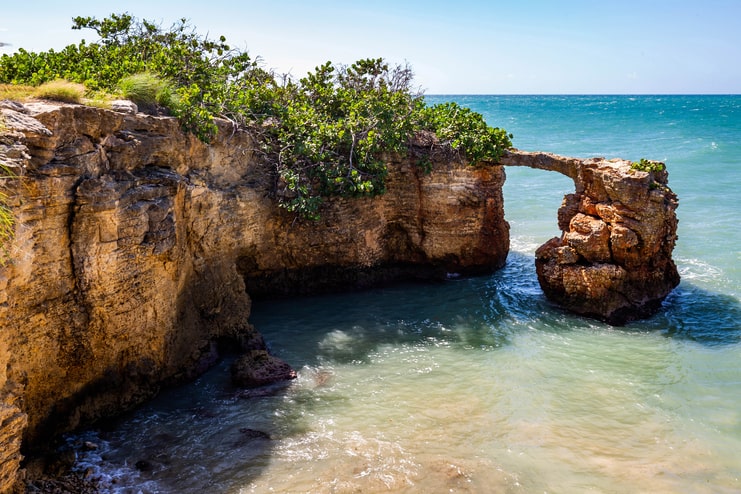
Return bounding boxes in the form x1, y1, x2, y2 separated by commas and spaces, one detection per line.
509, 235, 543, 255
676, 257, 727, 285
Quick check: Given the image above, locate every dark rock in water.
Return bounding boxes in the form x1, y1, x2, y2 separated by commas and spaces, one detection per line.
238, 428, 271, 440
135, 459, 155, 472
193, 407, 217, 419
231, 350, 297, 388
232, 427, 273, 450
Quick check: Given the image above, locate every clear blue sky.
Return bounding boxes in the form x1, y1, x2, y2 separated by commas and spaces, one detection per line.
1, 0, 739, 94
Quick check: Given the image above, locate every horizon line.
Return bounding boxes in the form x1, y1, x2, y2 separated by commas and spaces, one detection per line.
424, 93, 741, 97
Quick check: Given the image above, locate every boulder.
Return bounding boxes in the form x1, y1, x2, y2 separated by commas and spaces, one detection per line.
109, 99, 138, 114
231, 350, 297, 388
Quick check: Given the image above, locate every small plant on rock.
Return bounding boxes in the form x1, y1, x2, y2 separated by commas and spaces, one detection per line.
631, 158, 665, 173
0, 124, 16, 262
0, 83, 35, 101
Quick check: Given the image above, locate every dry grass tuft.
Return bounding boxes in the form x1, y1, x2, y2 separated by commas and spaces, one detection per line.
0, 83, 35, 101
34, 79, 86, 103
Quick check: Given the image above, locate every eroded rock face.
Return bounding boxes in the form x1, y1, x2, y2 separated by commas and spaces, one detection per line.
0, 101, 508, 491
502, 150, 680, 324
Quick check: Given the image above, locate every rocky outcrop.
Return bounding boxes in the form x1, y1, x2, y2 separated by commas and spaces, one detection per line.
0, 102, 680, 492
501, 150, 680, 324
0, 101, 508, 492
231, 350, 297, 388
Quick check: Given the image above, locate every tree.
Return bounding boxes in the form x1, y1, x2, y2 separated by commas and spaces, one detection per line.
0, 13, 512, 220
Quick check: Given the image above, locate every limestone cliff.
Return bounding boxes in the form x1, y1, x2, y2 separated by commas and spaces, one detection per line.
0, 101, 681, 492
0, 101, 508, 491
501, 150, 680, 325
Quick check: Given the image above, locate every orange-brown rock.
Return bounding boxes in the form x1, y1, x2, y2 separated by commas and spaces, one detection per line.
0, 104, 681, 492
502, 150, 680, 324
0, 101, 508, 492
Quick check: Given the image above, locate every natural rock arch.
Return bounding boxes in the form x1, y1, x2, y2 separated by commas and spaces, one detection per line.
500, 149, 680, 325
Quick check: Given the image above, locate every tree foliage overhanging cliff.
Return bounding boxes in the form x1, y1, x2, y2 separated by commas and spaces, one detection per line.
0, 13, 512, 219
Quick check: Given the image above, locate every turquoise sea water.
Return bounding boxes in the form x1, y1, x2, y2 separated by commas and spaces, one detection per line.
72, 96, 741, 493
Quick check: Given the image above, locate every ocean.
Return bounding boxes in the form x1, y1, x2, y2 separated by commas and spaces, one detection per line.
70, 95, 741, 493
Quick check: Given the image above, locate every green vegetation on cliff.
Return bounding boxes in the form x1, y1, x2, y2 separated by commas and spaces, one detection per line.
0, 13, 512, 219
631, 158, 666, 173
0, 115, 15, 262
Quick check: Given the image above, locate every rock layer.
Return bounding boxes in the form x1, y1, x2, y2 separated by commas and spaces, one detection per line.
0, 101, 508, 492
501, 150, 680, 324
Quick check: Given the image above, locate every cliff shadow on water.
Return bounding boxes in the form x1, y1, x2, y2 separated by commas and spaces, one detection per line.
61, 357, 282, 492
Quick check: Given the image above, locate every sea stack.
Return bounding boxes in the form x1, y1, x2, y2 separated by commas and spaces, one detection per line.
502, 150, 680, 325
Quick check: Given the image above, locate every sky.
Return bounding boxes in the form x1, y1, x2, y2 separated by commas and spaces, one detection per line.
1, 0, 739, 94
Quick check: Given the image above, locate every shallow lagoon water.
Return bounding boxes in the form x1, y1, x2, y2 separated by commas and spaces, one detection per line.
71, 96, 741, 493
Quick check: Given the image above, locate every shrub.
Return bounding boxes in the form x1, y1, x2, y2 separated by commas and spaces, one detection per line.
266, 59, 422, 219
0, 13, 513, 220
117, 72, 174, 112
417, 101, 512, 164
34, 79, 86, 103
631, 158, 665, 173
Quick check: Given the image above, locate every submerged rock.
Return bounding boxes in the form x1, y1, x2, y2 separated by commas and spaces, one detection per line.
238, 428, 271, 440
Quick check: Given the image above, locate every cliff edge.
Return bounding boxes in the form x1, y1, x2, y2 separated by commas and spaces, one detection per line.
0, 102, 679, 491
0, 101, 508, 491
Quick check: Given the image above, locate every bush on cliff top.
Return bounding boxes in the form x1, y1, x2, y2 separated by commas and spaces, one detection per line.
631, 158, 665, 173
117, 72, 175, 113
0, 13, 512, 219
